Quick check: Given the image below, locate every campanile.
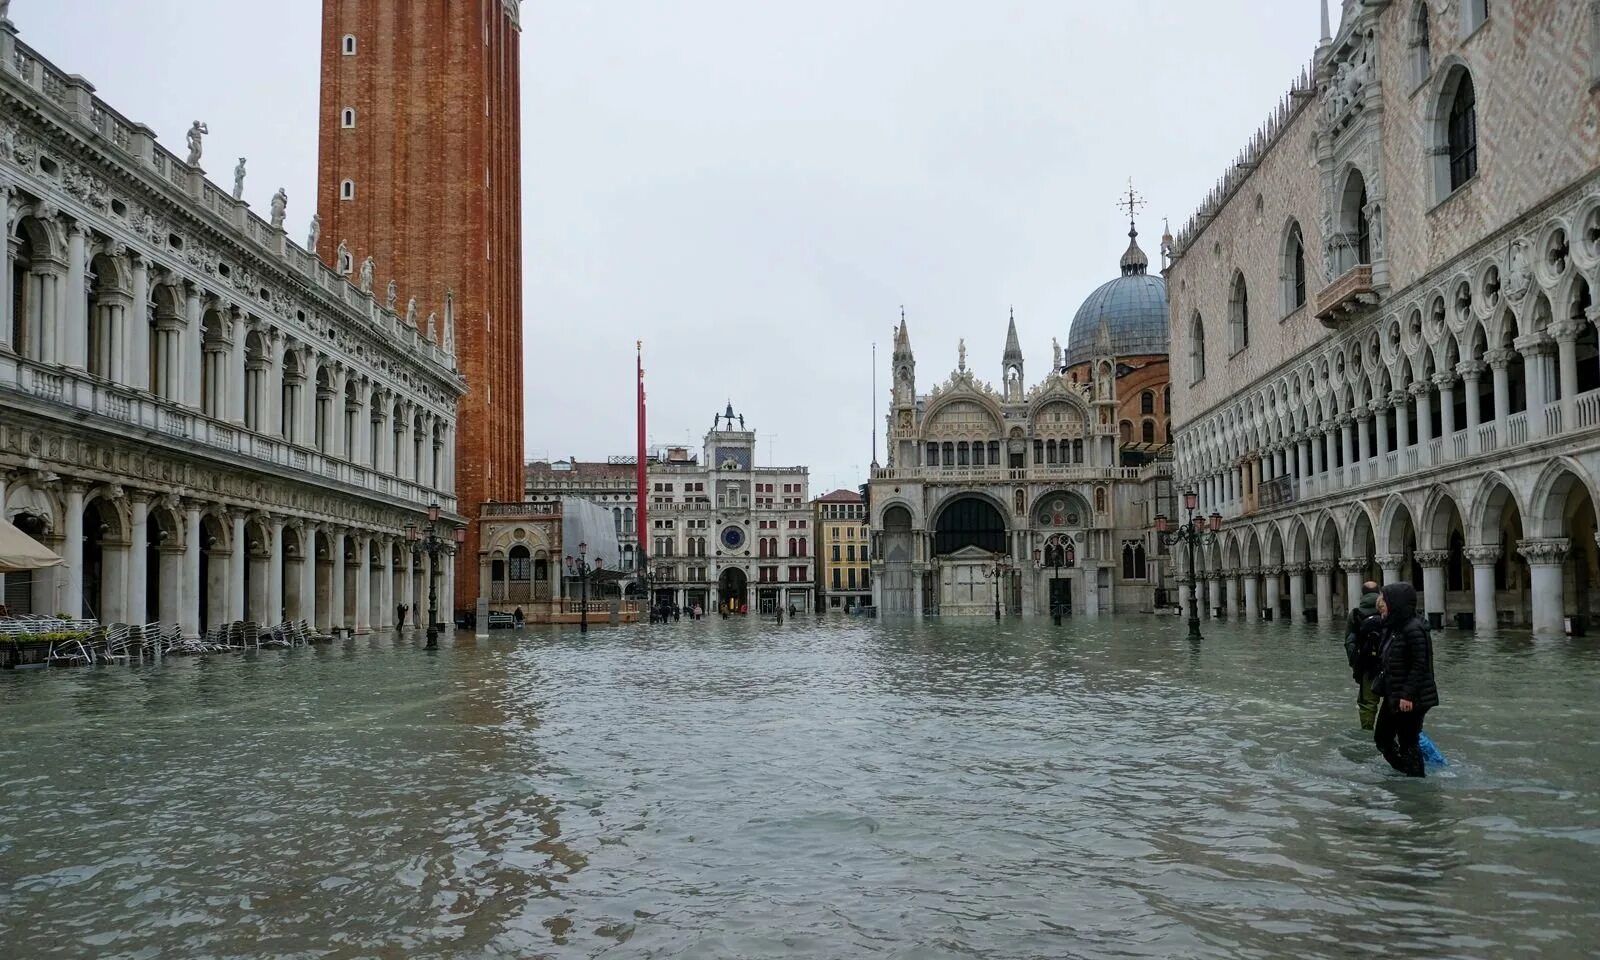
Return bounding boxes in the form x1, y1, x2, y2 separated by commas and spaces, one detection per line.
316, 0, 525, 611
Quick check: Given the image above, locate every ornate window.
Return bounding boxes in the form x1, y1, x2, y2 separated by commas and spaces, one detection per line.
1410, 3, 1431, 85
1339, 170, 1370, 269
1229, 272, 1249, 353
1282, 220, 1306, 313
1189, 313, 1206, 383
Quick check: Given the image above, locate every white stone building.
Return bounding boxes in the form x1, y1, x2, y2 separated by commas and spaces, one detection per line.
868, 298, 1176, 618
0, 14, 464, 635
646, 404, 814, 614
1168, 0, 1600, 635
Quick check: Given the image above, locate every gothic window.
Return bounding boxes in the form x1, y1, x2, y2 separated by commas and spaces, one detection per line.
341, 108, 356, 129
1142, 419, 1155, 444
1122, 544, 1136, 579
1135, 544, 1147, 579
342, 34, 357, 55
1229, 271, 1249, 352
1339, 170, 1371, 270
1282, 220, 1306, 313
957, 441, 970, 466
340, 179, 355, 201
1046, 439, 1058, 464
988, 440, 1000, 464
1446, 70, 1478, 192
1190, 313, 1206, 383
942, 441, 954, 466
1073, 438, 1083, 462
509, 546, 531, 582
1410, 2, 1431, 85
926, 442, 939, 466
1140, 390, 1155, 415
1033, 439, 1044, 464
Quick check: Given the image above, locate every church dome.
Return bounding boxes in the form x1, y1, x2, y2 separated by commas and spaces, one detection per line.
1064, 226, 1169, 367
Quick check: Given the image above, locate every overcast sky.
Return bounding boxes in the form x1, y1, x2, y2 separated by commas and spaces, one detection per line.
20, 1, 1326, 495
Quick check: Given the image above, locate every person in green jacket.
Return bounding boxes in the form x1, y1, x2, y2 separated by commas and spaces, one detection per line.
1343, 581, 1383, 729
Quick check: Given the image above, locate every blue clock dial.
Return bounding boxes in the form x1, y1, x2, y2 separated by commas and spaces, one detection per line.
721, 526, 746, 550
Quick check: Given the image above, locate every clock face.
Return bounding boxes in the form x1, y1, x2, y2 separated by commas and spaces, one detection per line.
721, 526, 746, 550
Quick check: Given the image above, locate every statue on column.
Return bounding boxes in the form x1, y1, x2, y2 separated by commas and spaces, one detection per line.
185, 121, 209, 166
232, 157, 247, 200
426, 311, 437, 342
1052, 337, 1061, 370
958, 338, 967, 372
405, 297, 418, 329
269, 187, 287, 229
307, 213, 321, 253
358, 256, 375, 294
335, 239, 350, 273
385, 279, 398, 312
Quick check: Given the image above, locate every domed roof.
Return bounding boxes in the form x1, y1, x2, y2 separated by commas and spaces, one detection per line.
1065, 226, 1170, 367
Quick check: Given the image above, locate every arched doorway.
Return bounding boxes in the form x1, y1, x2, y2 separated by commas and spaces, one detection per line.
932, 496, 1011, 617
719, 567, 748, 613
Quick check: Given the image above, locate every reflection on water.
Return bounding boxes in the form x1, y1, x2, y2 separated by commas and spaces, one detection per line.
2, 617, 1598, 958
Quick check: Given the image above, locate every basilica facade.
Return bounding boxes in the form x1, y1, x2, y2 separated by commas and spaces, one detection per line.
868, 233, 1175, 617
1168, 0, 1600, 635
1, 14, 464, 635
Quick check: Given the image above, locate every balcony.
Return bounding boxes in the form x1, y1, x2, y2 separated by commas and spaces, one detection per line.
2, 355, 457, 514
1314, 265, 1379, 327
480, 501, 561, 518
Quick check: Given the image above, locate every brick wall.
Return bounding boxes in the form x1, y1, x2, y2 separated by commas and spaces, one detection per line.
316, 0, 526, 610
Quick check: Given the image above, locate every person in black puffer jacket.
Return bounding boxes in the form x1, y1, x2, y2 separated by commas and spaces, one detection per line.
1373, 582, 1440, 777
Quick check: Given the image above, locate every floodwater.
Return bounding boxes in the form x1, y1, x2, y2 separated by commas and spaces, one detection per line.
2, 616, 1598, 960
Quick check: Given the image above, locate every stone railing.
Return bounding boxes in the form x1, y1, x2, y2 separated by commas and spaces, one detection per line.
480, 501, 561, 518
2, 355, 456, 514
1314, 265, 1378, 326
871, 464, 1144, 483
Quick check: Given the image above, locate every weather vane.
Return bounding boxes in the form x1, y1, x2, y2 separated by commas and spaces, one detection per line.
1117, 178, 1147, 230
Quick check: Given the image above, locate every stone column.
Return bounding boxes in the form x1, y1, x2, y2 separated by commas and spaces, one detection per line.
1205, 574, 1220, 618
1353, 410, 1372, 483
1286, 563, 1307, 623
1435, 373, 1456, 460
401, 545, 415, 626
182, 501, 202, 640
1311, 560, 1334, 624
63, 222, 87, 370
300, 356, 320, 447
330, 366, 349, 461
1411, 382, 1433, 465
1376, 553, 1403, 586
228, 512, 246, 623
1226, 575, 1240, 618
1459, 360, 1485, 454
268, 517, 285, 625
1486, 349, 1512, 437
128, 493, 149, 626
1262, 565, 1282, 620
1372, 399, 1390, 474
1416, 549, 1450, 624
1518, 538, 1569, 635
1242, 570, 1259, 622
129, 255, 150, 391
60, 482, 85, 618
1390, 390, 1411, 461
1464, 545, 1500, 631
227, 316, 246, 425
0, 188, 12, 353
352, 379, 370, 468
330, 529, 347, 634
1339, 417, 1354, 480
1341, 559, 1364, 609
298, 523, 318, 627
1295, 438, 1310, 499
354, 533, 372, 634
183, 285, 203, 410
1520, 337, 1551, 437
1555, 321, 1581, 431
378, 537, 394, 629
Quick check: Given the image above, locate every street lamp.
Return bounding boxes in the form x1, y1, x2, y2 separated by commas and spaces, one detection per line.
405, 501, 463, 650
981, 550, 1015, 621
1154, 490, 1222, 640
564, 541, 604, 634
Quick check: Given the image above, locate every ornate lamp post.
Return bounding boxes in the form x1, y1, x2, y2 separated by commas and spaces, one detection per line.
982, 550, 1015, 621
1154, 490, 1221, 640
405, 502, 464, 650
564, 541, 604, 634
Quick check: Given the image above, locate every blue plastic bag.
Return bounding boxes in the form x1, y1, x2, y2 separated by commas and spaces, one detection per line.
1419, 731, 1447, 767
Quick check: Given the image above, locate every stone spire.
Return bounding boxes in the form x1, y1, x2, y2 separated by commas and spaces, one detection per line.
1320, 0, 1331, 43
894, 305, 911, 354
1003, 307, 1022, 365
1001, 307, 1024, 400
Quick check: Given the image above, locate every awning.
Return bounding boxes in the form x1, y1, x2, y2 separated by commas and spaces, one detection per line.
0, 516, 62, 573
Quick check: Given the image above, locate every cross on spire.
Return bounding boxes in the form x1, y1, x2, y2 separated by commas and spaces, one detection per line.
1117, 177, 1147, 233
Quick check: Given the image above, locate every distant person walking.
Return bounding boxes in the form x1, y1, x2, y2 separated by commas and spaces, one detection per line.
396, 603, 408, 627
1373, 582, 1440, 777
1344, 581, 1384, 729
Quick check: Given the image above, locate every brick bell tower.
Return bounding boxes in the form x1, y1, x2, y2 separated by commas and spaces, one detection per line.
315, 0, 526, 613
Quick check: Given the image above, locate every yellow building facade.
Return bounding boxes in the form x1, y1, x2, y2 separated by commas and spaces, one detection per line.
815, 490, 870, 613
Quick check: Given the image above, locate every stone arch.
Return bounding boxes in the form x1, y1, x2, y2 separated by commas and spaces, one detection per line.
1426, 58, 1478, 201
1244, 528, 1263, 568
1289, 517, 1312, 565
1338, 166, 1371, 272
1527, 456, 1600, 540
1418, 484, 1465, 552
1377, 495, 1420, 557
1467, 471, 1523, 546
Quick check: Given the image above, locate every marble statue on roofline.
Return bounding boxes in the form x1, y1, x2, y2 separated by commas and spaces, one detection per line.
185, 121, 208, 165
232, 157, 246, 200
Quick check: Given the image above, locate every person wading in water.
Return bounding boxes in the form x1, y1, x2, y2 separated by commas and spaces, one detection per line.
1344, 581, 1384, 730
1373, 582, 1440, 777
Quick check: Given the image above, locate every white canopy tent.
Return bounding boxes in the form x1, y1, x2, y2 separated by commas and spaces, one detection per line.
0, 515, 62, 574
